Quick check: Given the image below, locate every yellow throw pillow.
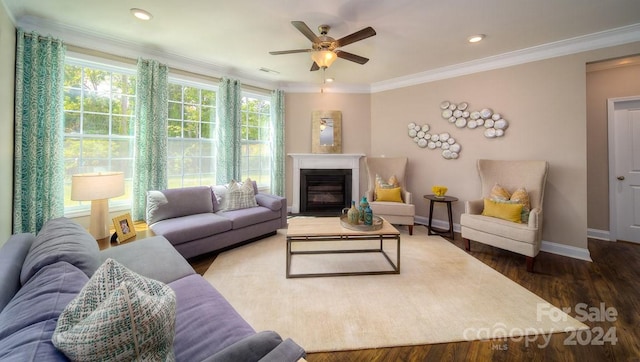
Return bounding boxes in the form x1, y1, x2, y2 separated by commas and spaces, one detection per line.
482, 198, 523, 223
490, 184, 511, 201
375, 187, 403, 202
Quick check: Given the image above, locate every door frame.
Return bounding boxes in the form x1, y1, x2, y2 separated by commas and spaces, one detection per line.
607, 95, 640, 242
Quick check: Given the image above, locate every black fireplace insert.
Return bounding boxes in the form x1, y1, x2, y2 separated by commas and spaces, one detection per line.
300, 168, 352, 215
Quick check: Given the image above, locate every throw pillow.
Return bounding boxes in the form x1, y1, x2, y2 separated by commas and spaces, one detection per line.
509, 187, 531, 223
52, 258, 176, 362
489, 184, 511, 201
375, 174, 400, 200
375, 187, 403, 203
222, 178, 258, 211
482, 198, 523, 223
375, 174, 399, 189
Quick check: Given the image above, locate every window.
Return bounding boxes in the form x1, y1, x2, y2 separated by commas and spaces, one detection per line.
63, 60, 136, 214
63, 58, 275, 215
240, 95, 272, 189
167, 80, 217, 188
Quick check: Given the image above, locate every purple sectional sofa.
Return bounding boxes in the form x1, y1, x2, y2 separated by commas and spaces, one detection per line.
146, 183, 287, 259
0, 217, 305, 361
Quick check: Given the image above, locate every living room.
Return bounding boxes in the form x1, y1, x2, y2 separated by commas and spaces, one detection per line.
1, 1, 640, 361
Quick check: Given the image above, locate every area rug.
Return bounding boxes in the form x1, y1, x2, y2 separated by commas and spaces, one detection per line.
203, 229, 587, 353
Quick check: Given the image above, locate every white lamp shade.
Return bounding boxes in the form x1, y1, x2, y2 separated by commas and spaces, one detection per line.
71, 172, 125, 201
311, 50, 337, 68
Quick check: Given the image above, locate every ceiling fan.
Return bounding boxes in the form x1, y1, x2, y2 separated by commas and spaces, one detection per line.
269, 21, 376, 71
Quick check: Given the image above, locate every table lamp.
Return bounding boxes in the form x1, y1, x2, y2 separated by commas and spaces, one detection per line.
71, 172, 125, 239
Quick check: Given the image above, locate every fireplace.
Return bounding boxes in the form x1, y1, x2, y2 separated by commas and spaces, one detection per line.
300, 169, 352, 215
289, 153, 364, 214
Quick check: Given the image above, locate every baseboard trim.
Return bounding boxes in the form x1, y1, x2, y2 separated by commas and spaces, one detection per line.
540, 240, 593, 262
587, 228, 612, 241
416, 216, 593, 262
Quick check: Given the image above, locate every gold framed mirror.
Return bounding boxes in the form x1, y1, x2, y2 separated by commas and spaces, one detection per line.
312, 110, 342, 153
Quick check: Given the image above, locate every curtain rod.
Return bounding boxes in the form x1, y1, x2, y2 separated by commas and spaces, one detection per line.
20, 31, 63, 44
66, 44, 275, 94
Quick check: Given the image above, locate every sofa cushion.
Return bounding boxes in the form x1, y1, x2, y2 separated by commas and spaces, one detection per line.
0, 233, 35, 312
151, 213, 232, 246
461, 213, 537, 243
0, 261, 88, 341
221, 207, 281, 229
52, 259, 176, 362
147, 186, 214, 225
0, 262, 87, 362
169, 274, 255, 361
0, 320, 68, 361
369, 201, 415, 217
20, 217, 100, 285
100, 236, 195, 284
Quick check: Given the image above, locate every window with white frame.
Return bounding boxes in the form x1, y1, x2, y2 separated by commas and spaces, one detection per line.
240, 94, 272, 190
62, 57, 274, 215
63, 59, 136, 214
167, 80, 217, 188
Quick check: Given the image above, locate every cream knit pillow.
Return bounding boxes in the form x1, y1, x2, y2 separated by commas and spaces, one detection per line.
52, 258, 176, 361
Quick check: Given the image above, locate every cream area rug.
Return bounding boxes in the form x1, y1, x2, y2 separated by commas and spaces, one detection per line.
203, 229, 587, 353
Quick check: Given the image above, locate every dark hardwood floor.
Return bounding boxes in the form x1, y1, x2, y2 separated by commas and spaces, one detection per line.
189, 225, 640, 362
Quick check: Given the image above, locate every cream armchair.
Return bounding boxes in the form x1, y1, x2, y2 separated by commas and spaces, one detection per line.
364, 157, 415, 235
460, 159, 549, 272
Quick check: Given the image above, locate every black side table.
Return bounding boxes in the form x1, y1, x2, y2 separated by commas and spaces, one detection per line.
423, 194, 459, 240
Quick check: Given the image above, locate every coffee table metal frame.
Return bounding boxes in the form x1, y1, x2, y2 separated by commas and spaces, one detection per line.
286, 218, 401, 278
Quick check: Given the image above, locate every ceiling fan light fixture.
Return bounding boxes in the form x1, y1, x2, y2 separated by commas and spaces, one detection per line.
468, 34, 485, 43
130, 8, 153, 21
311, 50, 337, 68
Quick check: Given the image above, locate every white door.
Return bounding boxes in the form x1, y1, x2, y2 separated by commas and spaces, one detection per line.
609, 96, 640, 243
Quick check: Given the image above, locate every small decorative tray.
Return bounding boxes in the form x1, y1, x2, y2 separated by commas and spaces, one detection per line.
340, 215, 384, 231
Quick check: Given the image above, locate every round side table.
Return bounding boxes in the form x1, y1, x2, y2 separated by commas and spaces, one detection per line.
423, 194, 459, 240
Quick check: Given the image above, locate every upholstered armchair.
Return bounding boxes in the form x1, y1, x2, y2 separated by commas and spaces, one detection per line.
460, 159, 549, 272
364, 157, 415, 235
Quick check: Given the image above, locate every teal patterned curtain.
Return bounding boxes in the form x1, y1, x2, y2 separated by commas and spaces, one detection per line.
270, 89, 285, 196
132, 58, 169, 221
13, 29, 66, 233
215, 77, 242, 184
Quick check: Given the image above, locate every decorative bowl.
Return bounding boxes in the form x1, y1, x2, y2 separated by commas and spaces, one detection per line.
432, 185, 448, 198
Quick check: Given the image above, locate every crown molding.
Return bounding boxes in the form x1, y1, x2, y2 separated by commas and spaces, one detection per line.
370, 23, 640, 93
14, 14, 640, 94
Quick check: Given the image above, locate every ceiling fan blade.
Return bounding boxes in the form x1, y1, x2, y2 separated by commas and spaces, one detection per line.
310, 62, 320, 71
269, 49, 311, 55
335, 50, 369, 64
336, 26, 376, 47
292, 21, 320, 43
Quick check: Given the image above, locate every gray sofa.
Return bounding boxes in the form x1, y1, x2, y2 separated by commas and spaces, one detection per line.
0, 217, 305, 361
146, 183, 287, 259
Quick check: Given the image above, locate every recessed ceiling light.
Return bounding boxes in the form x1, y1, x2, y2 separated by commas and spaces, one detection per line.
130, 8, 153, 21
325, 77, 335, 83
467, 34, 485, 43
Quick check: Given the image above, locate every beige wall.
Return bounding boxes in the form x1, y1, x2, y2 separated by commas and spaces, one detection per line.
371, 57, 589, 249
284, 92, 372, 204
287, 42, 640, 251
586, 63, 640, 231
0, 4, 15, 244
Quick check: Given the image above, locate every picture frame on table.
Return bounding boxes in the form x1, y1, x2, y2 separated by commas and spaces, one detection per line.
112, 213, 136, 243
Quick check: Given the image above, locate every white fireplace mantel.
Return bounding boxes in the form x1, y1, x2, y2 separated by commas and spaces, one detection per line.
289, 153, 365, 214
